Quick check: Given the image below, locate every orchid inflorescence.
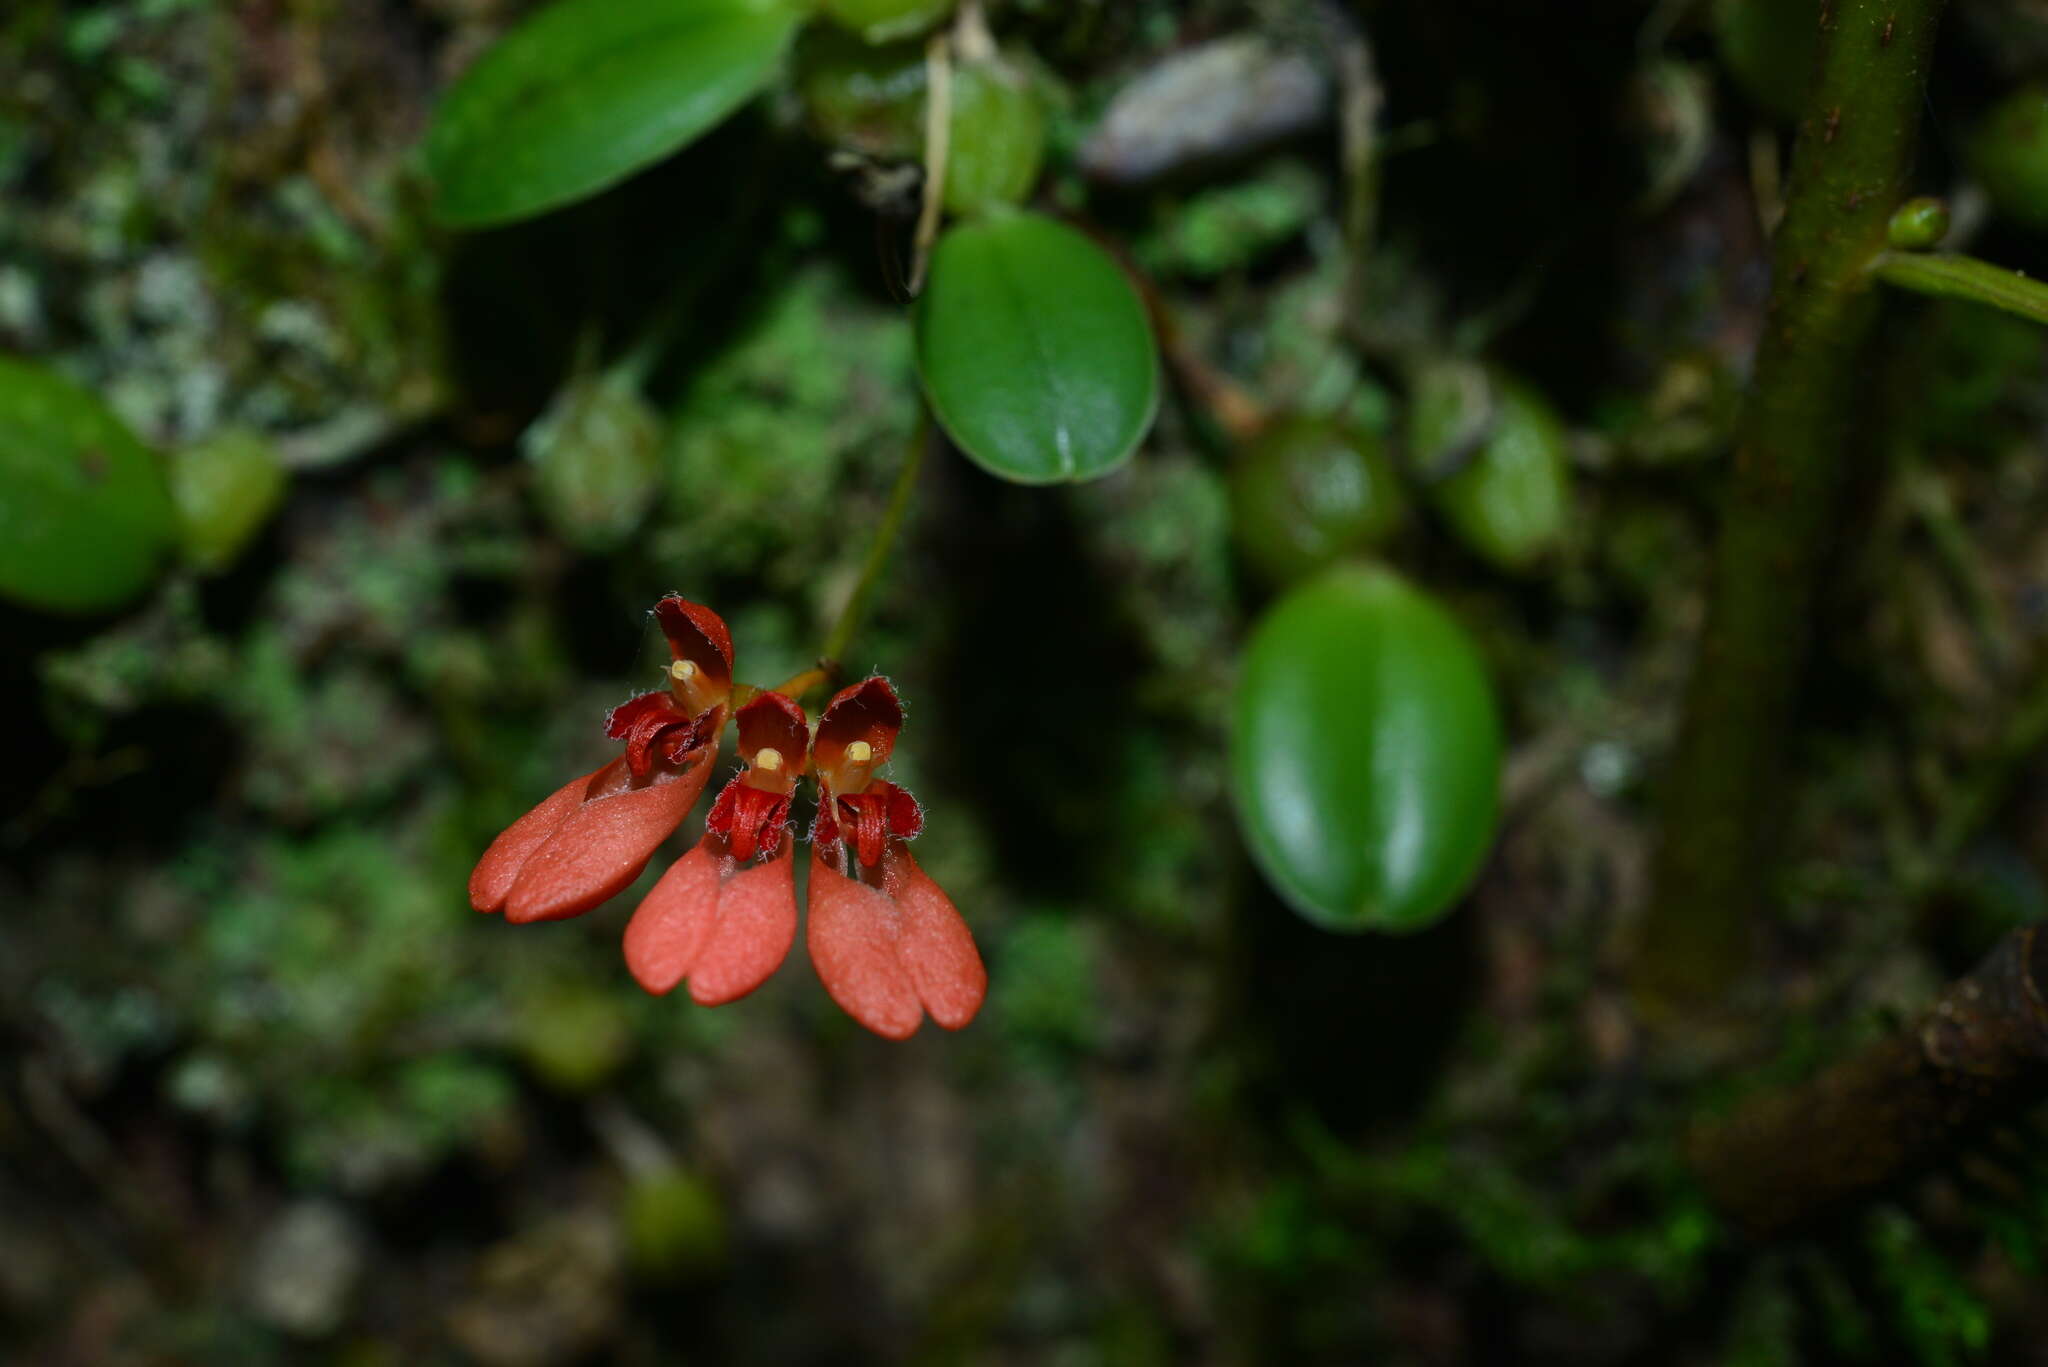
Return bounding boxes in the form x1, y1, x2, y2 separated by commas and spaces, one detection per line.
468, 596, 985, 1039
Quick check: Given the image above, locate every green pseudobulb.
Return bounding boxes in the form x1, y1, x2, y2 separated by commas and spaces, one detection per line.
1229, 416, 1406, 586
1410, 361, 1573, 573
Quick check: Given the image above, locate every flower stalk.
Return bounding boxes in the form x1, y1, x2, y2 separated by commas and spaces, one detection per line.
773, 415, 932, 705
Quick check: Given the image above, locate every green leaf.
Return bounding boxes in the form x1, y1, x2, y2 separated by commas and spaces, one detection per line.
1231, 565, 1502, 932
424, 0, 804, 228
0, 356, 175, 614
915, 212, 1160, 483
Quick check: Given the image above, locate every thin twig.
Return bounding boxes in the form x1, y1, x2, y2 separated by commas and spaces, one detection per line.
764, 419, 932, 706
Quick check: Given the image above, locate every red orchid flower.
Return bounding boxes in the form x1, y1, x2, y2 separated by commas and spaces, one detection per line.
805, 677, 987, 1040
469, 597, 733, 924
623, 690, 808, 1005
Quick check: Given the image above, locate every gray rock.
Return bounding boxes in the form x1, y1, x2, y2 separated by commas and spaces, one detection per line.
1080, 36, 1329, 185
245, 1200, 366, 1338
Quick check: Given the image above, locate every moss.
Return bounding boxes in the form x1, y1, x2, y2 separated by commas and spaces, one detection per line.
622, 1169, 728, 1280
656, 261, 918, 594
994, 913, 1100, 1056
1133, 159, 1324, 280
1866, 1207, 1994, 1366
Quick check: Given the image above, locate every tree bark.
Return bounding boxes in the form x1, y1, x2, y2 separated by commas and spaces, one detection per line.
1690, 926, 2048, 1240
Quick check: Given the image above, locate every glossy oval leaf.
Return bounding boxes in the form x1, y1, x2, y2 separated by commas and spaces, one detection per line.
915, 212, 1160, 484
1231, 564, 1502, 933
425, 0, 805, 228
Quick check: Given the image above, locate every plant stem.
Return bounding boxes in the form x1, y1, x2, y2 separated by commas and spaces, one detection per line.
1634, 0, 1950, 1018
825, 416, 927, 662
767, 418, 931, 705
1872, 251, 2048, 325
1690, 925, 2048, 1240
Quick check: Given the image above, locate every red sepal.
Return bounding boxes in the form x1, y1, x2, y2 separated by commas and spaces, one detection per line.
735, 690, 809, 769
654, 597, 734, 686
470, 762, 612, 914
805, 839, 985, 1039
623, 831, 797, 1005
488, 748, 718, 924
812, 676, 902, 792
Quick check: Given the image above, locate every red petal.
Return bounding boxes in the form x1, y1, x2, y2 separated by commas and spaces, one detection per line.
850, 792, 887, 869
622, 840, 722, 994
704, 778, 738, 836
503, 753, 715, 924
687, 837, 798, 1006
805, 848, 923, 1040
468, 763, 611, 914
625, 719, 682, 781
811, 800, 841, 850
726, 785, 791, 863
886, 784, 924, 840
605, 689, 682, 740
880, 844, 986, 1031
659, 723, 717, 767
